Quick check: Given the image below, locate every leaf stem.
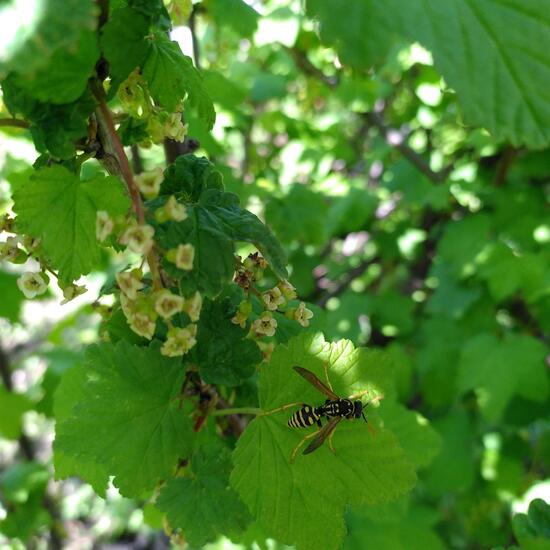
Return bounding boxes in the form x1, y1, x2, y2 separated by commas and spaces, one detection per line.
211, 407, 262, 416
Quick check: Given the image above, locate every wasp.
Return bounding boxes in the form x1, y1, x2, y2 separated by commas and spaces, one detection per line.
261, 365, 378, 462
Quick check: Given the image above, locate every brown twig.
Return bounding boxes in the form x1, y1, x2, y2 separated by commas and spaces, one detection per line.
365, 112, 451, 184
492, 145, 518, 187
0, 118, 30, 129
92, 82, 163, 289
285, 46, 339, 88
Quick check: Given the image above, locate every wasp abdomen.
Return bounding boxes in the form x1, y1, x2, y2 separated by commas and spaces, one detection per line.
288, 405, 322, 428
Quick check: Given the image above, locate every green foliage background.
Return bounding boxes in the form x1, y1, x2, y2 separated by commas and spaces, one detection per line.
1, 0, 550, 549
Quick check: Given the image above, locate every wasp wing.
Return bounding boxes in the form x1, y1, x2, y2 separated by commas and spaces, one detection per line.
303, 416, 343, 455
293, 366, 339, 400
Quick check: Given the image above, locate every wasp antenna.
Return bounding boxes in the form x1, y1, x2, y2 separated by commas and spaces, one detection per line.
361, 412, 368, 424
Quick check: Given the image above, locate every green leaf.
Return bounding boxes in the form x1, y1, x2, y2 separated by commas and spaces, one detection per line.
2, 78, 97, 159
156, 204, 235, 298
160, 154, 224, 201
100, 7, 150, 93
0, 462, 49, 504
205, 0, 259, 38
9, 29, 99, 104
306, 0, 397, 69
458, 333, 549, 421
0, 386, 32, 440
142, 34, 216, 129
386, 0, 550, 148
437, 214, 492, 279
0, 0, 97, 78
265, 185, 329, 246
0, 270, 23, 321
54, 341, 194, 497
231, 333, 416, 550
52, 362, 109, 496
196, 298, 262, 386
13, 165, 130, 282
379, 401, 441, 470
422, 410, 475, 497
344, 504, 445, 550
513, 498, 550, 548
201, 189, 288, 280
157, 443, 251, 546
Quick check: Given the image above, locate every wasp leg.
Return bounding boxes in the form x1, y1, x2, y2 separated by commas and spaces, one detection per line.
290, 431, 320, 463
323, 362, 334, 393
328, 429, 336, 454
259, 402, 305, 417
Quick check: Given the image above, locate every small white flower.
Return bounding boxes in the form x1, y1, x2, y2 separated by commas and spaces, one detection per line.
116, 270, 144, 300
164, 113, 188, 142
17, 272, 48, 299
294, 302, 314, 327
165, 196, 187, 222
61, 284, 87, 304
278, 280, 297, 301
96, 211, 114, 242
129, 312, 156, 340
167, 243, 195, 270
120, 224, 155, 255
182, 291, 202, 322
161, 324, 198, 357
135, 168, 164, 199
154, 290, 184, 319
252, 312, 277, 337
262, 287, 285, 311
0, 236, 24, 262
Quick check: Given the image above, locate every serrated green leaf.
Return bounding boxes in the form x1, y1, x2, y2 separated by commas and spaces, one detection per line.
320, 0, 550, 146
0, 386, 32, 440
344, 504, 445, 550
422, 411, 475, 497
0, 0, 97, 78
379, 401, 441, 470
9, 29, 99, 104
231, 333, 416, 550
142, 34, 215, 129
306, 0, 396, 69
387, 0, 550, 148
157, 443, 251, 546
52, 362, 109, 496
200, 189, 288, 280
2, 78, 97, 159
265, 185, 329, 246
196, 298, 262, 386
54, 341, 194, 497
458, 333, 549, 421
156, 205, 235, 298
101, 7, 150, 93
13, 165, 130, 282
205, 0, 259, 38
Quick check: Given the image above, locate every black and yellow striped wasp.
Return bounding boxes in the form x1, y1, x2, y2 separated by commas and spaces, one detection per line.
262, 365, 378, 462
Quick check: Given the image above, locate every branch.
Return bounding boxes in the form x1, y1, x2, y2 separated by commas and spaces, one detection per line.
316, 258, 377, 308
0, 343, 64, 549
492, 145, 518, 187
0, 118, 30, 129
285, 46, 339, 88
92, 82, 163, 290
189, 4, 201, 70
365, 112, 451, 183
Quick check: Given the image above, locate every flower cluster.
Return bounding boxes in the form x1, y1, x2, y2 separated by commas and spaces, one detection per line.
231, 253, 314, 341
118, 69, 187, 146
